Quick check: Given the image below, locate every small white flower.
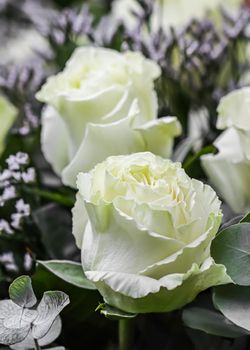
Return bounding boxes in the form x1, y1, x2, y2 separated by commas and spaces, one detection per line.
22, 167, 36, 183
0, 219, 14, 234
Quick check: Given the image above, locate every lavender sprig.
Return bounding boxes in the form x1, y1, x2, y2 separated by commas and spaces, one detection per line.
0, 62, 45, 135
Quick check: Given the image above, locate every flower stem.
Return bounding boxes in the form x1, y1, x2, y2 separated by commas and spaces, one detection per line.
34, 339, 41, 350
119, 319, 135, 350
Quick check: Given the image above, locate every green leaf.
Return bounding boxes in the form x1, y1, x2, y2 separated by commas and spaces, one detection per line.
211, 223, 250, 285
38, 260, 96, 290
183, 307, 249, 338
96, 303, 137, 320
183, 145, 217, 172
31, 263, 101, 327
213, 284, 250, 332
9, 276, 37, 308
240, 213, 250, 223
33, 204, 79, 261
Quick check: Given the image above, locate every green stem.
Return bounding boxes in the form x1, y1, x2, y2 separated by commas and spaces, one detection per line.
34, 339, 41, 350
119, 318, 135, 350
22, 186, 75, 207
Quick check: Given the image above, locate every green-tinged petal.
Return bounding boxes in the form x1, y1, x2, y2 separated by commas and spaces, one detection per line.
62, 106, 145, 187
41, 106, 73, 176
114, 198, 177, 238
201, 128, 250, 213
139, 215, 219, 278
135, 116, 182, 158
86, 258, 231, 313
217, 87, 250, 130
0, 95, 17, 156
72, 193, 89, 249
185, 179, 222, 242
81, 202, 183, 275
55, 86, 132, 150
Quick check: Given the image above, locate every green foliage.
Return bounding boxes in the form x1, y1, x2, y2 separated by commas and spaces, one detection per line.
211, 223, 250, 285
0, 276, 69, 348
183, 307, 249, 338
96, 303, 137, 321
37, 260, 96, 290
214, 285, 250, 332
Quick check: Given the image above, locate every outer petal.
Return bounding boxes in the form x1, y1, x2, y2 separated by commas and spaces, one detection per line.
41, 106, 73, 176
217, 87, 250, 130
72, 193, 89, 249
139, 213, 220, 279
81, 202, 184, 275
86, 257, 232, 313
201, 128, 250, 213
135, 116, 182, 158
0, 96, 17, 156
62, 106, 145, 188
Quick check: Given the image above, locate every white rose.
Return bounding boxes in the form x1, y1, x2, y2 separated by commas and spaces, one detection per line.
202, 87, 250, 213
73, 152, 231, 314
36, 47, 181, 188
112, 0, 241, 33
0, 96, 17, 156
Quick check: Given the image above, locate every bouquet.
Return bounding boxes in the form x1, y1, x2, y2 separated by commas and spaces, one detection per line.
0, 0, 250, 349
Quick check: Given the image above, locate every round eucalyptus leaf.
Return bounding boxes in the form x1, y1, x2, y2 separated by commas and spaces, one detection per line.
211, 223, 250, 285
9, 275, 37, 308
183, 307, 250, 338
213, 284, 250, 332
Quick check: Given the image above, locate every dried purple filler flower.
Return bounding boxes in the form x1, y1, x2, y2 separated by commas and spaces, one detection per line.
0, 61, 45, 135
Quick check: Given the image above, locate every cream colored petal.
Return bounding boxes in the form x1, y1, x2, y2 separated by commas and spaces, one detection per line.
72, 193, 89, 249
202, 128, 250, 213
41, 106, 73, 176
81, 202, 183, 275
135, 116, 182, 158
62, 110, 145, 188
217, 87, 250, 130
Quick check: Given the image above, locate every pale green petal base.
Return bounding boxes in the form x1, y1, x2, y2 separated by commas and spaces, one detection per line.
88, 259, 231, 314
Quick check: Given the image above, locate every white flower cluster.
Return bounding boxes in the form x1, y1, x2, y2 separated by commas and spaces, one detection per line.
0, 152, 35, 235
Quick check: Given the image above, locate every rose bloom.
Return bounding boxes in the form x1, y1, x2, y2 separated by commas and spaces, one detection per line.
73, 152, 231, 314
36, 47, 181, 188
0, 95, 17, 156
112, 0, 241, 33
202, 87, 250, 213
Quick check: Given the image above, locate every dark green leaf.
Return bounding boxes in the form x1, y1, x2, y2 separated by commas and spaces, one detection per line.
211, 223, 250, 285
214, 284, 250, 332
38, 260, 96, 290
183, 145, 217, 172
33, 204, 79, 261
183, 307, 249, 338
240, 213, 250, 223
